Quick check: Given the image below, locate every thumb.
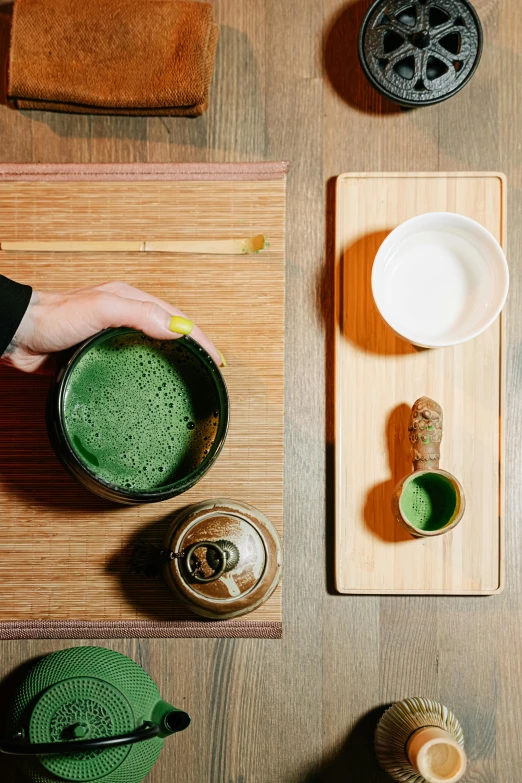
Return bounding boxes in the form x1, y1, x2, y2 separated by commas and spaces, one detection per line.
95, 293, 193, 340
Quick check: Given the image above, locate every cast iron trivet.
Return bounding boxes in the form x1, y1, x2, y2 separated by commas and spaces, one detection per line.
359, 0, 483, 107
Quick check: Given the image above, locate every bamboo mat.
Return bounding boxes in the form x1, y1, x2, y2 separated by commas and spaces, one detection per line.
0, 162, 287, 638
335, 172, 505, 594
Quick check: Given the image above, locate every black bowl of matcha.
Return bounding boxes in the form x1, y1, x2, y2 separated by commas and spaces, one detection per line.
47, 328, 229, 504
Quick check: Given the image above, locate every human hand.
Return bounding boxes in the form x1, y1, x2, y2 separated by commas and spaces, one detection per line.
2, 280, 224, 374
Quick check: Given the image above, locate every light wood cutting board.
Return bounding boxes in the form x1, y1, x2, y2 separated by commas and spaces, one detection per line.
335, 172, 505, 595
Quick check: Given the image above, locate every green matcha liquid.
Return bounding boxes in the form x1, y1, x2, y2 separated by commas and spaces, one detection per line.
63, 332, 220, 492
400, 472, 457, 532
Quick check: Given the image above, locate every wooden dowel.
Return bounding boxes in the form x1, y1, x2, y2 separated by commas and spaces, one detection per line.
0, 240, 142, 253
0, 236, 266, 255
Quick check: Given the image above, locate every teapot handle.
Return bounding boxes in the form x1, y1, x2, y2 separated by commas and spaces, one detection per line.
0, 721, 162, 756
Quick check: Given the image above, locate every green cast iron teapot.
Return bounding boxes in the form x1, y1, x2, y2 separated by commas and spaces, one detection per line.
0, 646, 190, 783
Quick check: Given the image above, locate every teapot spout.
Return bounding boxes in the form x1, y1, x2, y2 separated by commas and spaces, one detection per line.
152, 700, 191, 737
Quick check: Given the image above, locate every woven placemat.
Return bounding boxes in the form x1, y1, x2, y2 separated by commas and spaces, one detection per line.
0, 162, 287, 639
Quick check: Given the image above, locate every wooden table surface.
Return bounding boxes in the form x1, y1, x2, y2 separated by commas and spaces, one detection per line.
0, 0, 519, 780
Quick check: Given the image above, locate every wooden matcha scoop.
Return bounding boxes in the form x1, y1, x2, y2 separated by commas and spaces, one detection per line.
391, 397, 465, 538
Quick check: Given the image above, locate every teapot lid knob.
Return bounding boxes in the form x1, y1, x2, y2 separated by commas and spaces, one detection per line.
71, 723, 90, 739
29, 677, 135, 781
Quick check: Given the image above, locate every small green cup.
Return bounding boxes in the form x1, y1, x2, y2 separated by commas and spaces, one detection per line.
397, 470, 463, 535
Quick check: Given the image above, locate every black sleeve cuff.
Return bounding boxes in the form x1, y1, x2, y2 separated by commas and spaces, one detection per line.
0, 275, 33, 356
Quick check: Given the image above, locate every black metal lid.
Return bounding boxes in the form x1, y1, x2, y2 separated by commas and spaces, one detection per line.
359, 0, 483, 107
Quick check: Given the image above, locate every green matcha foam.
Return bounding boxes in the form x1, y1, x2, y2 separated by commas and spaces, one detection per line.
63, 332, 220, 492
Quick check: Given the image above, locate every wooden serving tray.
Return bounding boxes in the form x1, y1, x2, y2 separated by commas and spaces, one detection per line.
0, 162, 286, 638
335, 172, 505, 595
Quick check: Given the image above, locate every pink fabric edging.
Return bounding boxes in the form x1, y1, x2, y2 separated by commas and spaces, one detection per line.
0, 621, 283, 640
0, 161, 290, 182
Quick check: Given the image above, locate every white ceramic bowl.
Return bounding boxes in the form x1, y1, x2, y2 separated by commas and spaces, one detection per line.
371, 212, 509, 348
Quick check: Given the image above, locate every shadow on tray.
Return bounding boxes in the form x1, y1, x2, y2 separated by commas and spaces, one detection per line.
338, 227, 420, 357
364, 403, 414, 544
294, 705, 392, 783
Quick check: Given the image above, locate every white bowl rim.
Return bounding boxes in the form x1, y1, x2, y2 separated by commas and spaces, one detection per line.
371, 211, 510, 348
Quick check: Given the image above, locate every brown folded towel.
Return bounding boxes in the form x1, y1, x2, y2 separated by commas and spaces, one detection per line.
8, 0, 219, 116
